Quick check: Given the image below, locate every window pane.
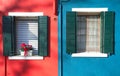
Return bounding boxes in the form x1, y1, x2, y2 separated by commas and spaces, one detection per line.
16, 17, 38, 55
77, 15, 100, 52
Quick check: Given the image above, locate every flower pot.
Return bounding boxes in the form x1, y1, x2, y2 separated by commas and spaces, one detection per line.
28, 50, 33, 56
19, 50, 24, 56
19, 50, 33, 56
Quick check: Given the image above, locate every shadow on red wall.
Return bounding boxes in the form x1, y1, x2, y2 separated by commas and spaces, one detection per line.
0, 0, 58, 76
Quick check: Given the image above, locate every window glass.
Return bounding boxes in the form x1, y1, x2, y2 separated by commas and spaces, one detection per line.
16, 17, 38, 55
77, 15, 100, 53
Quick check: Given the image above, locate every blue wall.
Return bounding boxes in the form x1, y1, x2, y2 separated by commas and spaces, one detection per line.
58, 0, 120, 76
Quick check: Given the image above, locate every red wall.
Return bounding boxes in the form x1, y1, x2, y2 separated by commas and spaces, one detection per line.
0, 0, 58, 76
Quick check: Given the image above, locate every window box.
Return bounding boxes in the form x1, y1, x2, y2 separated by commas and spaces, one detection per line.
19, 50, 33, 56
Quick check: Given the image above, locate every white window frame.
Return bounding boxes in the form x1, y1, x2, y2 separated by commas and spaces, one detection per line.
8, 12, 44, 60
71, 8, 108, 57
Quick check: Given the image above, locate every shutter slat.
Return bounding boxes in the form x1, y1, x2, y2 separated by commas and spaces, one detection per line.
66, 12, 76, 54
12, 17, 16, 55
100, 12, 104, 53
100, 11, 115, 54
2, 16, 15, 56
38, 16, 48, 56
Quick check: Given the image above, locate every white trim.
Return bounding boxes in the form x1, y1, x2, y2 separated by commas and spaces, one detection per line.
8, 12, 43, 16
8, 12, 44, 60
72, 8, 108, 12
71, 8, 108, 57
72, 52, 108, 57
9, 56, 43, 60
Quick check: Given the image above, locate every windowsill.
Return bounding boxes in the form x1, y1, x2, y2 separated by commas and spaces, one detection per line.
9, 56, 43, 60
72, 52, 108, 57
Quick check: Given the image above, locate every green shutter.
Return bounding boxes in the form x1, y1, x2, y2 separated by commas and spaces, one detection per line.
38, 16, 48, 56
12, 17, 16, 55
100, 11, 115, 54
100, 12, 104, 53
66, 12, 76, 54
2, 16, 15, 56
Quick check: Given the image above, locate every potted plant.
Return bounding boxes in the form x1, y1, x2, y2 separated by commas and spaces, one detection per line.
20, 43, 33, 56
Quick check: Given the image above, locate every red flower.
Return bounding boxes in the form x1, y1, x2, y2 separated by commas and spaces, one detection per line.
21, 43, 26, 48
28, 45, 32, 50
20, 43, 33, 56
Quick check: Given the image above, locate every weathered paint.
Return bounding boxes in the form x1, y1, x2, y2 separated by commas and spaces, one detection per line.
58, 0, 120, 76
0, 0, 58, 76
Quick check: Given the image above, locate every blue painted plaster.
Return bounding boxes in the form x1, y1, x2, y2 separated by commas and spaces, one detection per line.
58, 0, 120, 76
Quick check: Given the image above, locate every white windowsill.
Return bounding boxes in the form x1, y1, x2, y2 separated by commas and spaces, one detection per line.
9, 56, 43, 60
72, 8, 108, 12
72, 52, 108, 57
8, 12, 43, 16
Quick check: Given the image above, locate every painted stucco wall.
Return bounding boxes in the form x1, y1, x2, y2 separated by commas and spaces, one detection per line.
58, 0, 120, 76
0, 0, 58, 76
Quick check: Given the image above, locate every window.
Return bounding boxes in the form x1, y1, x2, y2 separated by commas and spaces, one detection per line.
77, 15, 100, 53
16, 17, 38, 55
66, 8, 115, 57
2, 12, 49, 60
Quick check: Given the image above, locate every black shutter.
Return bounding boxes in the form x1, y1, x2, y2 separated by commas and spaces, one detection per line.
66, 12, 76, 54
38, 16, 48, 56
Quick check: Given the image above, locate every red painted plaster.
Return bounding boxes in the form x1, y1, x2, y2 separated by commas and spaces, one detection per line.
0, 15, 5, 76
0, 0, 58, 76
